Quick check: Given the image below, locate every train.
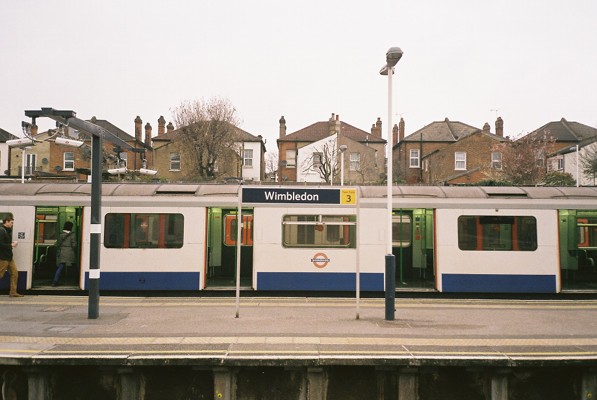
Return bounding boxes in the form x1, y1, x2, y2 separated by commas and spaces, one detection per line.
0, 182, 596, 294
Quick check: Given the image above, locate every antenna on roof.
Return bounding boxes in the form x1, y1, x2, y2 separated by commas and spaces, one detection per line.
490, 109, 500, 119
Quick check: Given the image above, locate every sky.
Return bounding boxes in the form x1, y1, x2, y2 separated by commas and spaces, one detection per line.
1, 0, 596, 152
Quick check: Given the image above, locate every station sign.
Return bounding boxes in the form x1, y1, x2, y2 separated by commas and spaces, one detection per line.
242, 187, 357, 205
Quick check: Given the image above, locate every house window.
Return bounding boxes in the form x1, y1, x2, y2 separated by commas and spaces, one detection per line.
455, 152, 467, 170
557, 158, 564, 171
349, 152, 360, 171
243, 149, 253, 167
169, 153, 181, 171
312, 152, 322, 169
491, 152, 502, 170
25, 153, 36, 175
285, 150, 296, 168
63, 152, 75, 171
409, 149, 420, 168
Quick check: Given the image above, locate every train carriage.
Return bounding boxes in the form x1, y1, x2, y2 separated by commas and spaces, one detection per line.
1, 183, 597, 294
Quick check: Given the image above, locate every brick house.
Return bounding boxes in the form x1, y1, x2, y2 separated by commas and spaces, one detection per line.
0, 127, 19, 177
8, 118, 150, 181
277, 113, 386, 184
152, 119, 266, 182
394, 117, 505, 184
541, 118, 597, 185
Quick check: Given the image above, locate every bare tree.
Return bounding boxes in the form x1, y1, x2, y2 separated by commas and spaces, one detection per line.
301, 140, 338, 184
491, 133, 555, 185
171, 97, 241, 180
580, 142, 597, 184
265, 150, 279, 181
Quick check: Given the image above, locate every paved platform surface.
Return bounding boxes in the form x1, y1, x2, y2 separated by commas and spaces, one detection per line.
1, 295, 597, 367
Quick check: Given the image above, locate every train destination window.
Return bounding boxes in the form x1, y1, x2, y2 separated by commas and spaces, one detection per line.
457, 215, 537, 251
104, 213, 184, 249
282, 215, 356, 248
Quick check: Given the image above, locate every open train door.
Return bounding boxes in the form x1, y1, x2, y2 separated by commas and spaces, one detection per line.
32, 206, 83, 289
206, 207, 254, 288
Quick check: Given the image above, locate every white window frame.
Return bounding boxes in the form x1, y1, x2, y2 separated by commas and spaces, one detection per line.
63, 151, 75, 171
285, 150, 296, 168
312, 152, 322, 170
409, 149, 420, 168
491, 152, 502, 170
349, 152, 360, 171
26, 153, 37, 175
557, 157, 564, 171
243, 149, 253, 168
455, 152, 467, 170
169, 153, 181, 171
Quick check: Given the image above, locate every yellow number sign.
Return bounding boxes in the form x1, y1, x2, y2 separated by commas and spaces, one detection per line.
340, 189, 357, 205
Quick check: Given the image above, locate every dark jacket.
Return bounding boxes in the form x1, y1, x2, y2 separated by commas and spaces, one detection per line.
0, 225, 13, 261
57, 230, 77, 265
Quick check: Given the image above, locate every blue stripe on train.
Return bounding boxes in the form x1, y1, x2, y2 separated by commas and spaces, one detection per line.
0, 272, 27, 291
85, 272, 200, 290
257, 272, 384, 291
442, 274, 556, 293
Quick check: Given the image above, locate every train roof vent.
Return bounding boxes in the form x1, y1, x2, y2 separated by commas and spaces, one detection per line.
482, 187, 528, 198
155, 185, 199, 195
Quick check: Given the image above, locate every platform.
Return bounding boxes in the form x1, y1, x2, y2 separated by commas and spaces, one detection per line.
0, 295, 597, 399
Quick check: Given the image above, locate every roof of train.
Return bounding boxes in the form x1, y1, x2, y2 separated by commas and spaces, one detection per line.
0, 182, 597, 200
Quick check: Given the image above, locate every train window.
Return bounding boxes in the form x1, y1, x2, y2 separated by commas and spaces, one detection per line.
392, 215, 411, 247
104, 213, 184, 249
282, 215, 356, 248
578, 218, 597, 248
457, 215, 537, 251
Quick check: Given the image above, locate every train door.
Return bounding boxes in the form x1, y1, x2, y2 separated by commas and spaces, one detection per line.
392, 209, 435, 289
559, 210, 597, 290
32, 206, 82, 288
206, 208, 253, 288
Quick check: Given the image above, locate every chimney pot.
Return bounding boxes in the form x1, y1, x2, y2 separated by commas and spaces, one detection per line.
399, 117, 405, 142
144, 123, 152, 147
135, 116, 143, 142
158, 116, 166, 136
495, 117, 504, 137
279, 116, 287, 138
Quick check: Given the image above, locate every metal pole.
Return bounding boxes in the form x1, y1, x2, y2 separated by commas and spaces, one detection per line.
88, 133, 102, 319
385, 65, 396, 321
21, 148, 26, 184
356, 187, 361, 320
576, 144, 580, 187
341, 152, 345, 186
235, 187, 242, 318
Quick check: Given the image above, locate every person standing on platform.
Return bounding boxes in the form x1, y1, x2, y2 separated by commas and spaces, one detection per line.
0, 215, 24, 297
53, 221, 77, 287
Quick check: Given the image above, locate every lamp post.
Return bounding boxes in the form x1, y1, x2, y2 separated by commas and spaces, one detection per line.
380, 47, 403, 321
24, 108, 135, 319
339, 144, 347, 186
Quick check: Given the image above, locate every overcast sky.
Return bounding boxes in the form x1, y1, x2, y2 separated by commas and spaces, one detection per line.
2, 0, 596, 152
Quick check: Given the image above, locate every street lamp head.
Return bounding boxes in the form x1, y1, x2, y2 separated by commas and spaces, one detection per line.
6, 138, 34, 148
55, 136, 85, 148
339, 144, 348, 153
386, 47, 403, 67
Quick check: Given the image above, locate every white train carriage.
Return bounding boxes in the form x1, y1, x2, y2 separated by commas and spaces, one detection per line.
1, 183, 597, 294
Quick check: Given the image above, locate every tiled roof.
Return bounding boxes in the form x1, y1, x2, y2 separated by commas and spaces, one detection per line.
87, 118, 150, 150
526, 118, 597, 142
280, 121, 385, 144
152, 123, 264, 144
403, 118, 481, 142
0, 128, 18, 142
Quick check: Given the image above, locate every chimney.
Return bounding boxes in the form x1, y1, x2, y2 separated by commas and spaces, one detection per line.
144, 123, 152, 147
483, 122, 490, 133
279, 116, 286, 138
135, 116, 142, 142
371, 117, 382, 138
399, 117, 405, 142
328, 113, 336, 135
495, 117, 504, 137
158, 116, 166, 136
166, 122, 174, 133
